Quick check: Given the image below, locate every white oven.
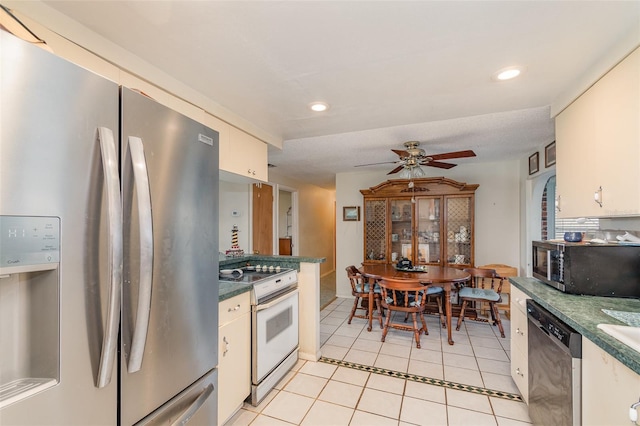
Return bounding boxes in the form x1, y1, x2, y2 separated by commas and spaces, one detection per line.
251, 287, 299, 405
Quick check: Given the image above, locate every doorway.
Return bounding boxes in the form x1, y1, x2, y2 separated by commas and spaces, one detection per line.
276, 186, 297, 256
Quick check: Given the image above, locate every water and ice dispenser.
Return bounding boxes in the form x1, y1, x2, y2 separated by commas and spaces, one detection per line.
0, 216, 60, 407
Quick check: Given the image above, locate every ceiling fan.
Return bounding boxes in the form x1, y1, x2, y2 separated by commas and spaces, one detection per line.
355, 141, 476, 175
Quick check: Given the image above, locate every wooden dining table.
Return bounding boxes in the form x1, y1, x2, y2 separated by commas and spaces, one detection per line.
358, 264, 471, 345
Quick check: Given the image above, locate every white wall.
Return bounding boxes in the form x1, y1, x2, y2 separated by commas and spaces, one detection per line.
269, 169, 336, 276
335, 160, 521, 298
219, 181, 251, 253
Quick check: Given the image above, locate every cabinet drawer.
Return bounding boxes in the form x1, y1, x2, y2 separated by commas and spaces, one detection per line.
511, 344, 528, 403
510, 306, 528, 351
511, 287, 528, 316
219, 292, 250, 326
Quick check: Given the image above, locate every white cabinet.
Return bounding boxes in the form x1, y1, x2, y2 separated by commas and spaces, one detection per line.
556, 47, 640, 218
204, 113, 268, 183
218, 292, 251, 425
219, 126, 268, 182
582, 338, 640, 426
510, 286, 529, 403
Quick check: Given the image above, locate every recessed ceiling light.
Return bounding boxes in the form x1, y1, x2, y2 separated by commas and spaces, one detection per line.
493, 66, 523, 81
309, 102, 329, 112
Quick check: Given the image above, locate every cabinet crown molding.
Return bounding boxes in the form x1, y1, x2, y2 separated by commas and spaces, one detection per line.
360, 177, 480, 196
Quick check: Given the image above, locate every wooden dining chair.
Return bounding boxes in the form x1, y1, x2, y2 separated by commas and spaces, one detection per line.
456, 268, 506, 337
345, 265, 383, 329
378, 277, 433, 349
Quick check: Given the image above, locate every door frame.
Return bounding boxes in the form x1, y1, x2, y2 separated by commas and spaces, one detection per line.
275, 185, 298, 256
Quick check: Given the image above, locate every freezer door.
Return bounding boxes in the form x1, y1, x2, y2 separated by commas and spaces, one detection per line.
120, 88, 219, 425
136, 369, 217, 426
0, 31, 119, 424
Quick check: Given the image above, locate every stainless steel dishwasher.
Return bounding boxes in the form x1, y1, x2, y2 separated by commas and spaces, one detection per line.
527, 299, 582, 426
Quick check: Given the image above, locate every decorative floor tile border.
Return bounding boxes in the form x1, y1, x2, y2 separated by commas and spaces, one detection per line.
319, 356, 523, 402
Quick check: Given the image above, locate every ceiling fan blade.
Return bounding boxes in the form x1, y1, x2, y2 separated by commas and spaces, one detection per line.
425, 161, 456, 169
428, 150, 476, 161
354, 160, 399, 167
391, 149, 409, 158
387, 165, 405, 175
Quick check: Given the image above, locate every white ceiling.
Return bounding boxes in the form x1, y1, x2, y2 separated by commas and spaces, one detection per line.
39, 1, 640, 189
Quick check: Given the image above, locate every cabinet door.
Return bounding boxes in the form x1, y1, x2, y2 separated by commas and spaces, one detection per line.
556, 98, 599, 217
364, 199, 387, 262
218, 312, 251, 425
416, 197, 442, 264
582, 338, 640, 425
390, 199, 414, 263
510, 287, 529, 402
591, 48, 640, 216
221, 127, 268, 182
557, 47, 640, 217
444, 195, 473, 267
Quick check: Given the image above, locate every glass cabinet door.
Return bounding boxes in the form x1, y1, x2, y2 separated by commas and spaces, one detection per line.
416, 197, 441, 264
390, 199, 414, 263
364, 199, 387, 262
445, 196, 472, 266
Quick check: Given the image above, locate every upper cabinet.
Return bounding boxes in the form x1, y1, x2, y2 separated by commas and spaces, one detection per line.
361, 178, 478, 268
204, 113, 268, 183
556, 47, 640, 218
223, 126, 268, 182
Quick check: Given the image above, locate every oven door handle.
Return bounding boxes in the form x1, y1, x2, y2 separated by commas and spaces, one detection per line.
255, 288, 298, 311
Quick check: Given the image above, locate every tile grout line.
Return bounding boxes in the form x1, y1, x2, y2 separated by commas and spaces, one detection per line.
318, 356, 523, 403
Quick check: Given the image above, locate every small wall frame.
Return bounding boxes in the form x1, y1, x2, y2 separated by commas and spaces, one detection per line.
545, 141, 556, 167
529, 152, 539, 175
343, 206, 360, 221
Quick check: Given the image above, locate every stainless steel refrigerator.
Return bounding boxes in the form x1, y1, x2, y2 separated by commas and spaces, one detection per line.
0, 30, 219, 425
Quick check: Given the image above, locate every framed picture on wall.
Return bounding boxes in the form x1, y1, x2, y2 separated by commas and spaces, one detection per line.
529, 152, 539, 175
343, 206, 360, 221
545, 141, 556, 167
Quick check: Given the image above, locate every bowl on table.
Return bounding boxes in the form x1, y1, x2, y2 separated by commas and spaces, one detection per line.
563, 232, 583, 242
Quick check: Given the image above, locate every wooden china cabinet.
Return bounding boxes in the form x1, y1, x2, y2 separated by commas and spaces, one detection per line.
361, 178, 478, 268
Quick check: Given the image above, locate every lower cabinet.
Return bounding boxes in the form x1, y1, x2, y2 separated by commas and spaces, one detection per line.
218, 292, 251, 425
510, 286, 529, 403
582, 338, 640, 426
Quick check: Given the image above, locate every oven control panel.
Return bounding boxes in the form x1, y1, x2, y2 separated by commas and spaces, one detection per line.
251, 269, 298, 304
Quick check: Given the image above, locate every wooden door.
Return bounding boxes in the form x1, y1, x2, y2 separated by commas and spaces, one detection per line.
252, 183, 273, 255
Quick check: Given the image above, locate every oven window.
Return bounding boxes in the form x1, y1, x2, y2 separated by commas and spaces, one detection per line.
266, 307, 293, 342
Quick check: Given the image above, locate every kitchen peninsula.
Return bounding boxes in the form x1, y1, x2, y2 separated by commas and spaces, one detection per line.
510, 277, 640, 425
219, 254, 326, 362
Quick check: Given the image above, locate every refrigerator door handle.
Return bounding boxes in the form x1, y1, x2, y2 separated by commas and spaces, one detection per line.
126, 136, 154, 373
170, 383, 214, 426
97, 127, 123, 388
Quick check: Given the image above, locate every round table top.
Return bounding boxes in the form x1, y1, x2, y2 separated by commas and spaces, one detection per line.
359, 263, 470, 283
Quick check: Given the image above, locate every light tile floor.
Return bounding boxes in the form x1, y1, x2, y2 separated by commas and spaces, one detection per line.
226, 297, 532, 426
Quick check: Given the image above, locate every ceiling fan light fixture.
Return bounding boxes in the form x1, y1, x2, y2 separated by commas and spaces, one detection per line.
493, 66, 523, 81
309, 101, 329, 112
398, 165, 426, 179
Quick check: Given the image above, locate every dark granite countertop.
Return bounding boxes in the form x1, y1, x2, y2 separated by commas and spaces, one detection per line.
219, 254, 325, 271
510, 277, 640, 375
218, 255, 325, 302
219, 281, 252, 302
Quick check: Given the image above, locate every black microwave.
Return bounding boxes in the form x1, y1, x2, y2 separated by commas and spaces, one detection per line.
532, 240, 640, 297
